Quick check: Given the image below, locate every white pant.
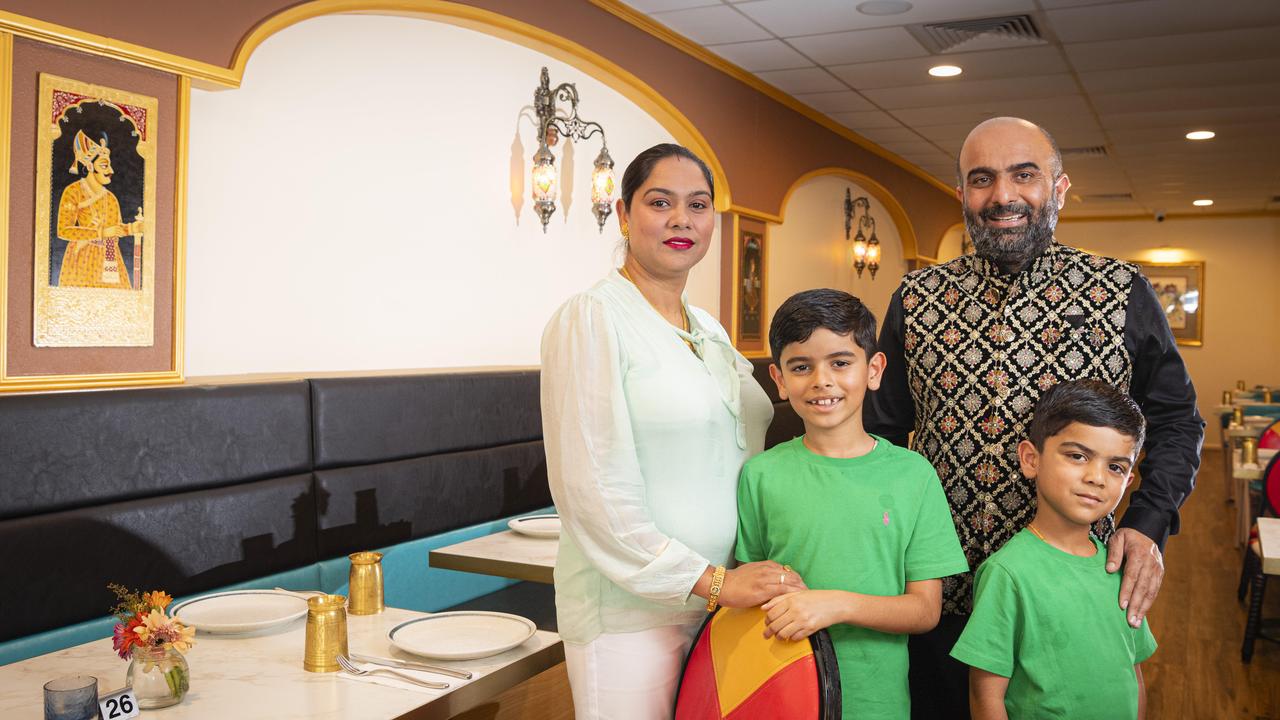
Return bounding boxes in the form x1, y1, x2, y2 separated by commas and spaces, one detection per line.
564, 623, 702, 720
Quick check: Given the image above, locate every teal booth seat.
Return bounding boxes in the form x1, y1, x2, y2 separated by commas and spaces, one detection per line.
0, 508, 552, 667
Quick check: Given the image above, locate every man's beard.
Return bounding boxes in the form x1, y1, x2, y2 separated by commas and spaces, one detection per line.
964, 199, 1057, 273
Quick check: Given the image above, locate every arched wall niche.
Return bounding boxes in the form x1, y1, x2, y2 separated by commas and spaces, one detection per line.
184, 13, 725, 377
765, 169, 911, 332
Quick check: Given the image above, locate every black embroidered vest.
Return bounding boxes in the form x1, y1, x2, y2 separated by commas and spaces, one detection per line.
900, 243, 1136, 614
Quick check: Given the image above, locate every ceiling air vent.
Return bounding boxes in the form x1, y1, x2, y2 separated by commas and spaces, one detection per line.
909, 15, 1047, 54
1077, 193, 1134, 203
1061, 145, 1108, 158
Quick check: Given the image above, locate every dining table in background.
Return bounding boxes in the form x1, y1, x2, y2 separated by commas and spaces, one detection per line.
429, 530, 556, 585
0, 606, 562, 719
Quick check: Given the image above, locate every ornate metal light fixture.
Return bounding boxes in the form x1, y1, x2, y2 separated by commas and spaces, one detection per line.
844, 188, 881, 279
531, 67, 615, 233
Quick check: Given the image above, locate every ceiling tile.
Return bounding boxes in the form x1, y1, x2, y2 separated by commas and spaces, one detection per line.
1077, 57, 1280, 95
706, 39, 814, 72
792, 90, 877, 113
882, 140, 948, 156
1091, 83, 1280, 115
1064, 27, 1280, 73
891, 95, 1093, 127
619, 0, 723, 11
829, 46, 1068, 90
755, 67, 847, 94
1047, 0, 1280, 44
787, 27, 929, 66
828, 110, 904, 129
1099, 105, 1280, 130
734, 0, 1037, 37
861, 74, 1079, 110
854, 126, 928, 144
648, 5, 772, 45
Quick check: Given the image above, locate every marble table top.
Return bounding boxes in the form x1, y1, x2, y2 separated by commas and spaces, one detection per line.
430, 531, 557, 584
0, 606, 562, 719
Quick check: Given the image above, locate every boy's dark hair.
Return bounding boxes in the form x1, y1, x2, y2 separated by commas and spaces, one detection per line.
619, 143, 714, 211
1028, 379, 1146, 452
768, 288, 878, 363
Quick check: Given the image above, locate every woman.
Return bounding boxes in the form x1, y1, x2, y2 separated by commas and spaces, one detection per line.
541, 144, 804, 719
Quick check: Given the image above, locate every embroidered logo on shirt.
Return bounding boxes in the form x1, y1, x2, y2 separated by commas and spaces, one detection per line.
883, 511, 890, 526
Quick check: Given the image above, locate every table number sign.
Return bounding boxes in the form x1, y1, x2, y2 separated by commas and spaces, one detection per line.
98, 687, 139, 720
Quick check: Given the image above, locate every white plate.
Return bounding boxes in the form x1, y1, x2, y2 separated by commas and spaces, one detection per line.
388, 611, 536, 660
171, 589, 309, 634
508, 514, 560, 539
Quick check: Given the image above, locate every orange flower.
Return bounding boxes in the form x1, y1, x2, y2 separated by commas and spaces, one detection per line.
144, 590, 172, 610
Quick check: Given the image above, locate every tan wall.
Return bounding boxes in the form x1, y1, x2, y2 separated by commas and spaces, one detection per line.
1056, 216, 1280, 446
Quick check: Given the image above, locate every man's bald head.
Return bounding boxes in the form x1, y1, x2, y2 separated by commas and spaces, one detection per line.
956, 117, 1062, 186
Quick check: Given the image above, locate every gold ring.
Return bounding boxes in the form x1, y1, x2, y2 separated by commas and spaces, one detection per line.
784, 565, 792, 573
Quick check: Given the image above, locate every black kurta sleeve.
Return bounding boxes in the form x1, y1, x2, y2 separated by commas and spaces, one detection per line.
867, 285, 916, 448
1119, 273, 1205, 549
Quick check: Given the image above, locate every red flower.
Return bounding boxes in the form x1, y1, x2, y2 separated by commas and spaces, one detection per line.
1045, 285, 1064, 302
112, 614, 145, 660
1040, 327, 1062, 345
942, 328, 962, 346
939, 371, 959, 390
1088, 286, 1108, 303
944, 288, 960, 306
903, 294, 920, 310
939, 416, 959, 433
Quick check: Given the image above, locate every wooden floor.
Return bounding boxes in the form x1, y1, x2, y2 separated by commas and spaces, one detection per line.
1139, 447, 1280, 719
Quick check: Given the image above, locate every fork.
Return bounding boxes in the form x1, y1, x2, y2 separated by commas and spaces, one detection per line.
335, 654, 449, 690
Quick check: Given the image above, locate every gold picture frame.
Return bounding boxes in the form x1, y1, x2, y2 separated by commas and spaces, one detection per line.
0, 54, 185, 392
727, 212, 769, 357
1134, 260, 1204, 347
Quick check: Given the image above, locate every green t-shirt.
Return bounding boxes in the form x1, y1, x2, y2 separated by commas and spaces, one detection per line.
736, 436, 969, 720
950, 529, 1158, 719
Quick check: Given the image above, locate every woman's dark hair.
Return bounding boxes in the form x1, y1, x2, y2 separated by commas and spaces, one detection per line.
1028, 379, 1146, 451
769, 289, 878, 364
619, 143, 714, 210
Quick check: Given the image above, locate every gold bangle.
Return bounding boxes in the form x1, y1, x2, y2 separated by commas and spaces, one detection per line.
706, 565, 726, 612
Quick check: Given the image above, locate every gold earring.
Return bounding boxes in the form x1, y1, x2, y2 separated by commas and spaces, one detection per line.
621, 225, 630, 242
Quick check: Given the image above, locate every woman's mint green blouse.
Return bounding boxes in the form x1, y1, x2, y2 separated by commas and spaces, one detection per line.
540, 270, 774, 644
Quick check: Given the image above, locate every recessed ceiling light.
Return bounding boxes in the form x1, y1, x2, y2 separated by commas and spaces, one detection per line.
1192, 199, 1214, 207
1185, 130, 1215, 140
857, 0, 913, 16
929, 65, 963, 78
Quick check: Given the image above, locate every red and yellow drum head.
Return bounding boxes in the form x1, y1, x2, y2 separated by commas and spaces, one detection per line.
674, 607, 841, 719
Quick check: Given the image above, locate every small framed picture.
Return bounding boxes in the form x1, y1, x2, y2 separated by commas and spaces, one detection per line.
1134, 261, 1204, 347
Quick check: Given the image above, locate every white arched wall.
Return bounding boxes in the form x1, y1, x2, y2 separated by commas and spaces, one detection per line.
185, 14, 721, 376
936, 223, 967, 262
766, 174, 906, 334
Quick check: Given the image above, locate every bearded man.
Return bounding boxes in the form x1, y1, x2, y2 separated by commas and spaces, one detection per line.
867, 117, 1204, 718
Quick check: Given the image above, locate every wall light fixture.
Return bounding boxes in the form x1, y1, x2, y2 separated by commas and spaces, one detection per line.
844, 189, 881, 279
531, 67, 615, 233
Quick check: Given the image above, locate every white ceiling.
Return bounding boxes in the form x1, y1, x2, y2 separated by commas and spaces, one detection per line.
620, 0, 1280, 216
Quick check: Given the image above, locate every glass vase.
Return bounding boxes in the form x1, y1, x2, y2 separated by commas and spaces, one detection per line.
126, 645, 189, 709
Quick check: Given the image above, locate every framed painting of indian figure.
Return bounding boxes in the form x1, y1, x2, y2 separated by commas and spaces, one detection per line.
1134, 260, 1204, 347
33, 73, 158, 347
733, 225, 766, 355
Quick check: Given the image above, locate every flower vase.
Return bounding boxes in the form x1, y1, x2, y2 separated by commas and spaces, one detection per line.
126, 645, 189, 709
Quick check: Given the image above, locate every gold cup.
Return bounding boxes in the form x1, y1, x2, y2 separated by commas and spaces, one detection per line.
303, 594, 348, 672
1223, 390, 1234, 406
1233, 407, 1245, 427
1265, 389, 1273, 404
1244, 437, 1259, 466
347, 551, 385, 616
1238, 380, 1247, 391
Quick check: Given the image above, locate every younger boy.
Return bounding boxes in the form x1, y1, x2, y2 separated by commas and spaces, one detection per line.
736, 288, 968, 719
950, 379, 1157, 719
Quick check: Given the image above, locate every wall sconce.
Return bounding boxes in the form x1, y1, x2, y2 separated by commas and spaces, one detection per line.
531, 67, 615, 233
844, 189, 880, 279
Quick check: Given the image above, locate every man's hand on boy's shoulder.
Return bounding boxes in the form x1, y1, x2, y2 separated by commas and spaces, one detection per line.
761, 590, 845, 642
1106, 528, 1165, 628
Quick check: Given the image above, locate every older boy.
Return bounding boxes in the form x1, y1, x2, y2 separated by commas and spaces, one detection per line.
951, 379, 1157, 719
736, 289, 968, 719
